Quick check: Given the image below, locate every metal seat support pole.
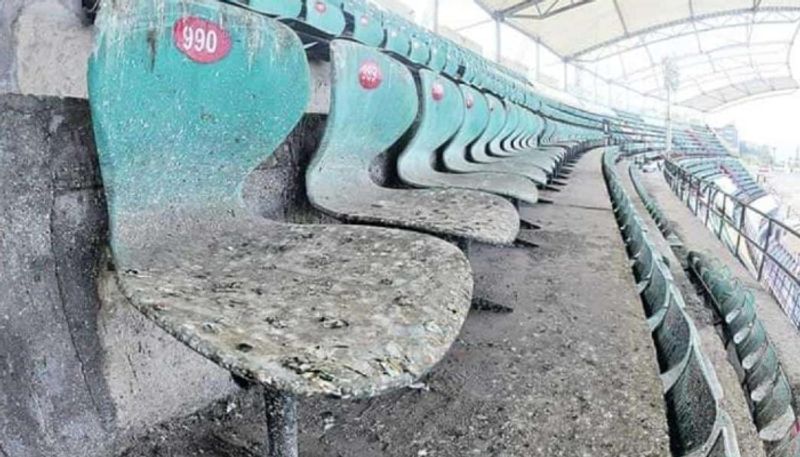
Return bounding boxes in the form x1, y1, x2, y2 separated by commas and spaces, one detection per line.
265, 389, 299, 457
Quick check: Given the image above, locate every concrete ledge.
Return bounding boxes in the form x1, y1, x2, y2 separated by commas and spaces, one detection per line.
0, 94, 336, 456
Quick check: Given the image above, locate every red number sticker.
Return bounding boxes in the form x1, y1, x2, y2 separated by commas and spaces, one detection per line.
173, 17, 231, 64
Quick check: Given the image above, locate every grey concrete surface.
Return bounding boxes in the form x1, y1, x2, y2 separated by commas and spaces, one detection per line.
1, 94, 111, 457
0, 0, 24, 92
117, 148, 671, 457
0, 0, 332, 113
640, 169, 800, 424
0, 0, 91, 97
0, 94, 336, 457
617, 163, 765, 457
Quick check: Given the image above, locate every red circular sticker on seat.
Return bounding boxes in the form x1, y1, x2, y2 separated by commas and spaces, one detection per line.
173, 17, 231, 64
358, 61, 383, 90
431, 82, 445, 101
465, 94, 474, 109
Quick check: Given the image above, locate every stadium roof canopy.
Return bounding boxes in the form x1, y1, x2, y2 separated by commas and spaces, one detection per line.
473, 0, 800, 111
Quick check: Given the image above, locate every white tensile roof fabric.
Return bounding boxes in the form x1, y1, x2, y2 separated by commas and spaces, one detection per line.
474, 0, 800, 111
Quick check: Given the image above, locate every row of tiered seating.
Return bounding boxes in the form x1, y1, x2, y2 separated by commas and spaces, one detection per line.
87, 0, 605, 455
623, 154, 800, 457
603, 57, 800, 457
609, 109, 667, 156
602, 150, 739, 457
606, 108, 728, 159
671, 157, 768, 203
629, 166, 676, 239
690, 252, 799, 455
671, 122, 728, 156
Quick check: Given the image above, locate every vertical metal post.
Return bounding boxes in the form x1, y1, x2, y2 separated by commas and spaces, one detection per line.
495, 19, 502, 63
684, 174, 690, 204
264, 389, 298, 457
665, 85, 673, 157
718, 194, 727, 239
684, 177, 691, 207
694, 179, 700, 213
433, 0, 440, 33
705, 186, 713, 228
735, 203, 745, 258
758, 219, 774, 282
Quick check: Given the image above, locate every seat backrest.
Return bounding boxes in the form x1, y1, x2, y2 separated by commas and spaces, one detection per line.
633, 238, 655, 281
300, 0, 347, 36
307, 39, 418, 194
516, 108, 542, 148
341, 0, 385, 46
542, 120, 558, 143
502, 105, 526, 151
518, 110, 544, 148
643, 261, 670, 316
225, 0, 302, 18
488, 100, 519, 154
407, 31, 432, 66
460, 53, 479, 85
397, 70, 464, 177
426, 36, 448, 72
382, 14, 411, 57
746, 344, 778, 391
754, 374, 792, 431
441, 86, 490, 162
441, 42, 462, 79
726, 297, 756, 336
468, 93, 507, 160
665, 347, 719, 455
653, 295, 691, 373
735, 320, 766, 362
88, 0, 310, 260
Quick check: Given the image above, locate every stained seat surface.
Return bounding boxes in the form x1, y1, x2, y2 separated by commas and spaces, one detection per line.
115, 218, 472, 399
310, 185, 520, 244
89, 0, 474, 403
307, 39, 520, 245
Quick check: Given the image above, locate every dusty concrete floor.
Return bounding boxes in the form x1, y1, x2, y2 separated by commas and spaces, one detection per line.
117, 149, 670, 457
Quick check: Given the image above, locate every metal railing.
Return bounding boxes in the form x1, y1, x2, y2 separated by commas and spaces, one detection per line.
664, 160, 800, 329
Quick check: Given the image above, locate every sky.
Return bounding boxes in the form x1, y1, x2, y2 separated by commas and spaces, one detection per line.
387, 0, 800, 161
707, 93, 800, 161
